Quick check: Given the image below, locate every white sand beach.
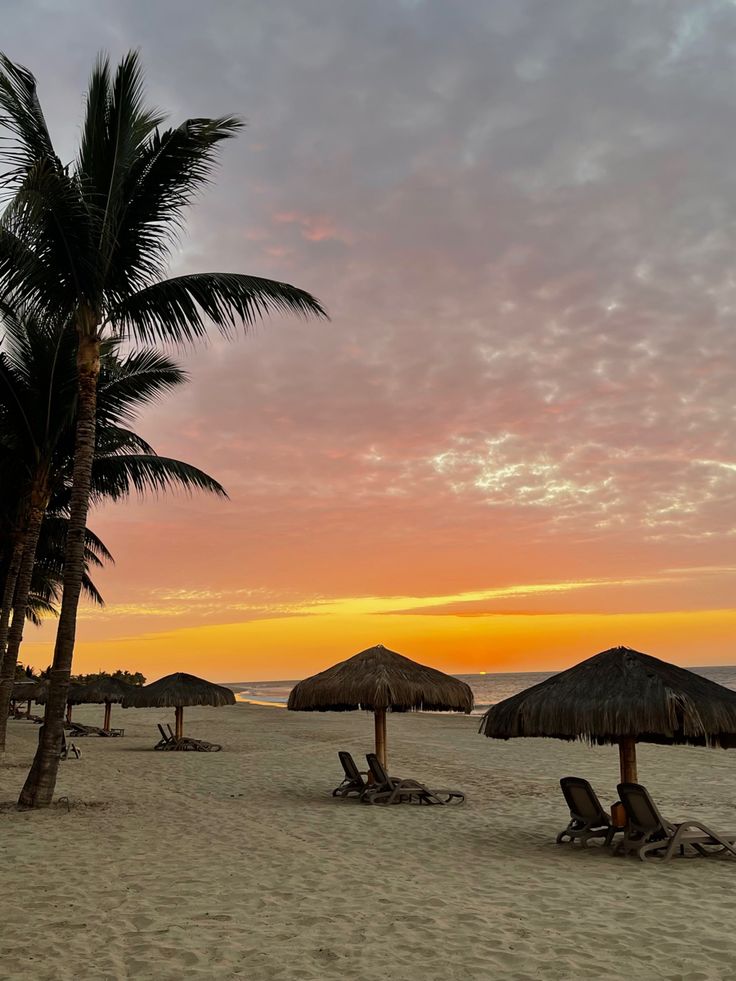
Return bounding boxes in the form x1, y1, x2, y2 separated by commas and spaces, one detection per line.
2, 703, 736, 981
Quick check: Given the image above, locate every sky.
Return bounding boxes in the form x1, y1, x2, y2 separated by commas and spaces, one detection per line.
5, 0, 736, 681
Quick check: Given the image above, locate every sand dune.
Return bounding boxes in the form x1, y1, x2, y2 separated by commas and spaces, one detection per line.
2, 703, 736, 980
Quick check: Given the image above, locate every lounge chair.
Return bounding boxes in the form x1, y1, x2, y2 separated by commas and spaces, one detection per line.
557, 776, 621, 847
332, 751, 369, 798
68, 721, 104, 737
67, 721, 124, 737
154, 724, 221, 752
154, 723, 172, 749
60, 732, 81, 760
166, 736, 221, 752
617, 782, 736, 862
362, 753, 465, 806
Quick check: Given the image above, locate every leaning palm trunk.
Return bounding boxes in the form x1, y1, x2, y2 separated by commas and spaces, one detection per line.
0, 486, 47, 752
0, 532, 25, 671
19, 333, 100, 807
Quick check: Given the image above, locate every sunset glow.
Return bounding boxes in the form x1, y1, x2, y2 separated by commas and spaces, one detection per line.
8, 2, 736, 682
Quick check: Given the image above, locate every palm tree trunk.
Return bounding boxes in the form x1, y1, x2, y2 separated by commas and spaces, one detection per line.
0, 531, 25, 673
0, 487, 47, 753
19, 330, 100, 808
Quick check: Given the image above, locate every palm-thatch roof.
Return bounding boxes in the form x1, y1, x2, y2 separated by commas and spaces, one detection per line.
287, 644, 474, 713
35, 681, 85, 705
12, 679, 47, 702
72, 677, 133, 705
479, 646, 736, 748
121, 672, 236, 709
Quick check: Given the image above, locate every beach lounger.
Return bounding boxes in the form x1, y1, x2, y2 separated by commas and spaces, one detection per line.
167, 736, 222, 752
332, 751, 369, 798
557, 776, 621, 847
60, 732, 81, 760
155, 723, 173, 749
68, 721, 106, 737
617, 783, 736, 862
362, 753, 465, 806
154, 724, 221, 752
70, 721, 124, 737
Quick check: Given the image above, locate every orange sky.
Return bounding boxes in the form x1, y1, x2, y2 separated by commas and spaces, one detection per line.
8, 4, 736, 683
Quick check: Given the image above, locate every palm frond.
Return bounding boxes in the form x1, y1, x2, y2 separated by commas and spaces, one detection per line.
112, 271, 327, 345
82, 525, 115, 567
0, 223, 66, 312
108, 115, 243, 289
0, 54, 57, 187
25, 594, 57, 625
39, 514, 115, 569
81, 571, 104, 607
97, 346, 186, 423
2, 157, 93, 307
93, 424, 156, 457
90, 454, 227, 501
78, 52, 166, 280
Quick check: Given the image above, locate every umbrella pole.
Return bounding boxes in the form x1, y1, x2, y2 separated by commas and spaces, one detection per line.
66, 703, 72, 724
374, 708, 387, 770
103, 700, 111, 731
175, 705, 184, 740
618, 737, 638, 784
25, 700, 31, 718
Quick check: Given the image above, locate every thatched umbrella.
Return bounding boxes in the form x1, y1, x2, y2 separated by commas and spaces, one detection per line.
122, 672, 235, 738
479, 646, 736, 783
287, 644, 474, 768
73, 677, 133, 731
12, 679, 47, 717
36, 680, 85, 723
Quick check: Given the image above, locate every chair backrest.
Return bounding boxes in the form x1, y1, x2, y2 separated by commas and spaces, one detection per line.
166, 723, 175, 739
617, 783, 668, 835
338, 751, 363, 783
158, 723, 169, 742
559, 776, 607, 823
366, 753, 390, 787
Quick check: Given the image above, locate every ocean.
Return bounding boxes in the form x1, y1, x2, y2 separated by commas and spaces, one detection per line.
229, 665, 736, 715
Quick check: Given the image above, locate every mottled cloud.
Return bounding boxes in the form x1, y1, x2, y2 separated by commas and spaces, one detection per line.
4, 1, 736, 656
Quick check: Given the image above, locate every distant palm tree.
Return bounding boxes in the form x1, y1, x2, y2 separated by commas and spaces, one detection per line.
0, 51, 326, 806
0, 310, 227, 752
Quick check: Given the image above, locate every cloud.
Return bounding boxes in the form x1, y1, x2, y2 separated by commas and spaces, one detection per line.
4, 0, 736, 655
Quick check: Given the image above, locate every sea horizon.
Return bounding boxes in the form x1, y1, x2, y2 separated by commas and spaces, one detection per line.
226, 664, 736, 715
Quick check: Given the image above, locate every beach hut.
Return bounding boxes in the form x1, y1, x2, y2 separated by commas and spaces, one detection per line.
287, 644, 474, 768
73, 677, 133, 731
479, 646, 736, 782
122, 672, 235, 738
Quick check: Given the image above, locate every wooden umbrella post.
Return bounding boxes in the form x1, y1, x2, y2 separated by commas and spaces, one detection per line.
374, 708, 387, 770
66, 702, 72, 724
618, 737, 638, 784
175, 705, 184, 740
103, 700, 112, 732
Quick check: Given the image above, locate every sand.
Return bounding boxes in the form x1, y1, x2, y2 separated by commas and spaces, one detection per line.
2, 702, 736, 981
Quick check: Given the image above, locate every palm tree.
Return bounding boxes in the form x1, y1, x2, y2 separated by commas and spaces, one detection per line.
0, 313, 227, 752
0, 51, 325, 806
22, 516, 112, 623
